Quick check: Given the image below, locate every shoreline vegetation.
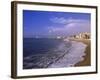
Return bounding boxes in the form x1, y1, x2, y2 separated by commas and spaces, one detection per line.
69, 38, 91, 67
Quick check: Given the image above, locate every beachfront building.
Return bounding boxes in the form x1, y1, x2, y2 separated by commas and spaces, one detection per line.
74, 32, 90, 39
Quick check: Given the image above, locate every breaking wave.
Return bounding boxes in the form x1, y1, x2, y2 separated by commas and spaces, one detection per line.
23, 40, 87, 69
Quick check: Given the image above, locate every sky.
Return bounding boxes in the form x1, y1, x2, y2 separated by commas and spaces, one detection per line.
23, 10, 91, 38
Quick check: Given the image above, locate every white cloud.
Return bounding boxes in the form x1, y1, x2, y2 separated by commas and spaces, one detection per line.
50, 17, 67, 24
48, 17, 90, 36
50, 17, 90, 25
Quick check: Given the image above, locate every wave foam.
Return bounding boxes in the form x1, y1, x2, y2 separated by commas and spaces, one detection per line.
48, 41, 87, 68
23, 41, 87, 69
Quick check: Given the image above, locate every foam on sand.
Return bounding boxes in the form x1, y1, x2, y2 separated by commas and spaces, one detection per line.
23, 40, 87, 69
48, 41, 87, 68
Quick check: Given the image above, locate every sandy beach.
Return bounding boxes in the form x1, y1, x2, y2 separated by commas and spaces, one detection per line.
70, 38, 91, 67
48, 40, 87, 68
23, 38, 90, 69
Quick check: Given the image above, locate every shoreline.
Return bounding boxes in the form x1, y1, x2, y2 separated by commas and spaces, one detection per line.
23, 38, 90, 69
69, 38, 91, 67
49, 40, 87, 68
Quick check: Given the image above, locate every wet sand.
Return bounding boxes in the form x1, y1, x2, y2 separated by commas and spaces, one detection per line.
70, 39, 91, 67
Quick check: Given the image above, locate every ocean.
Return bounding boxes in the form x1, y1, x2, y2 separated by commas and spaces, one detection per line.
23, 38, 72, 69
23, 38, 66, 57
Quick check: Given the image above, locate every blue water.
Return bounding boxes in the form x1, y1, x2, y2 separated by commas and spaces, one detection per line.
23, 38, 71, 69
23, 38, 63, 57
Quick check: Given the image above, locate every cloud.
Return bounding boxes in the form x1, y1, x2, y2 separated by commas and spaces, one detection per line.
48, 17, 90, 36
50, 17, 90, 25
50, 17, 67, 24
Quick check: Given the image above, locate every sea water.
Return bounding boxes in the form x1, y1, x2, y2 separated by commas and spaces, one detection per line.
23, 38, 87, 69
23, 38, 71, 69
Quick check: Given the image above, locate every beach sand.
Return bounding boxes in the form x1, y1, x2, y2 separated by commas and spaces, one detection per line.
70, 39, 91, 67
